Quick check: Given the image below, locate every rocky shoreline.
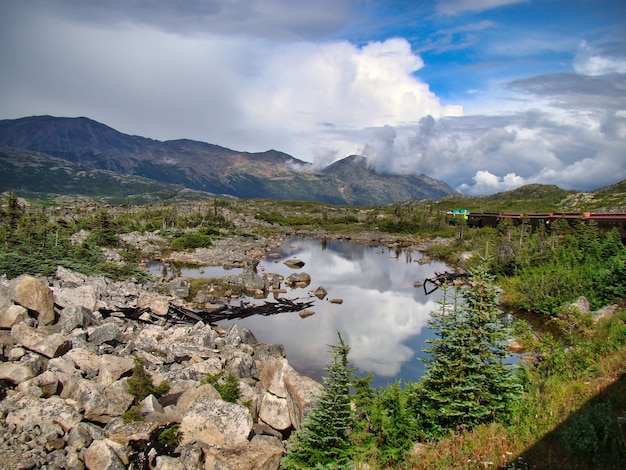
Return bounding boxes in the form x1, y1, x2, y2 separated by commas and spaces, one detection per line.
0, 265, 324, 470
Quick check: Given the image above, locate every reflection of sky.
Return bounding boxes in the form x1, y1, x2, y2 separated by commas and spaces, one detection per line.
219, 237, 447, 386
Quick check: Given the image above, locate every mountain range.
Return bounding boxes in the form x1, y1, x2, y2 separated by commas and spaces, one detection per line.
0, 115, 455, 205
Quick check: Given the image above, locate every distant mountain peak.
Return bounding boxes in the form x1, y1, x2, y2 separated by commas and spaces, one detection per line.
0, 115, 457, 204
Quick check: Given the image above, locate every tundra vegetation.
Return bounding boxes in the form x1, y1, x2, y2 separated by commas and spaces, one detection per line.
1, 191, 625, 469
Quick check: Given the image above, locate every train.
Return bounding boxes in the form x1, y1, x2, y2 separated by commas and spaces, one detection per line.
446, 210, 626, 241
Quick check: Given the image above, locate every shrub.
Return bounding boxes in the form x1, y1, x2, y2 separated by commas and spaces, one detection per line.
202, 371, 240, 403
127, 358, 169, 402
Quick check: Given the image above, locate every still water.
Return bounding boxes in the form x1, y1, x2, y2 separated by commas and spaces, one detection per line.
213, 236, 450, 387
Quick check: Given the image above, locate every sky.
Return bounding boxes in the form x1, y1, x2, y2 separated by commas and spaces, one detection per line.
1, 0, 625, 195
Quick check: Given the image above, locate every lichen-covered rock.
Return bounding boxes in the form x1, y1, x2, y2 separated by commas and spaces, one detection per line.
60, 376, 134, 424
175, 383, 221, 414
179, 397, 253, 446
259, 392, 292, 431
3, 396, 82, 432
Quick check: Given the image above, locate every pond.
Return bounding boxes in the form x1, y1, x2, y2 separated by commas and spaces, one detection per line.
215, 236, 450, 387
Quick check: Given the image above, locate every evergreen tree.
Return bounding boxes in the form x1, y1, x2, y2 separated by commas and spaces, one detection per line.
281, 333, 354, 469
412, 263, 521, 436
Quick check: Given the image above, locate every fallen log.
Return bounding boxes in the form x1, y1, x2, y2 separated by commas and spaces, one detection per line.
422, 271, 469, 295
99, 297, 316, 326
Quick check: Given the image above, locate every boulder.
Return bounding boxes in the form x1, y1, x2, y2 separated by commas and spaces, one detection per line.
0, 361, 36, 384
54, 284, 98, 312
284, 272, 311, 288
283, 364, 323, 430
179, 397, 253, 446
98, 354, 134, 386
4, 396, 82, 432
59, 305, 100, 333
138, 292, 170, 316
88, 321, 124, 345
17, 370, 60, 397
140, 394, 164, 414
10, 275, 55, 325
227, 350, 256, 379
203, 435, 284, 470
56, 266, 88, 287
106, 419, 162, 446
175, 383, 221, 414
60, 376, 134, 424
259, 392, 292, 431
313, 286, 327, 300
11, 323, 71, 358
63, 347, 102, 378
0, 284, 12, 314
0, 304, 28, 328
298, 310, 315, 319
283, 258, 305, 269
84, 439, 128, 470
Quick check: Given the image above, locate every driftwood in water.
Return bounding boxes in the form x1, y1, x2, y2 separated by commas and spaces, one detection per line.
422, 271, 469, 295
100, 297, 316, 325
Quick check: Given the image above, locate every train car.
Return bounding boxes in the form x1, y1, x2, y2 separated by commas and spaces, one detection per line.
456, 210, 626, 242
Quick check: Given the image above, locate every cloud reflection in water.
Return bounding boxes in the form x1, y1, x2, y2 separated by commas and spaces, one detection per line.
220, 237, 447, 385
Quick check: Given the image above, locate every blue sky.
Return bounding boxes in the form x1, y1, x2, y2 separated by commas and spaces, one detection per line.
1, 0, 625, 194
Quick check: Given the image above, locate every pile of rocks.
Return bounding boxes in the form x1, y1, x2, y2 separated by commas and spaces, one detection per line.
0, 267, 323, 470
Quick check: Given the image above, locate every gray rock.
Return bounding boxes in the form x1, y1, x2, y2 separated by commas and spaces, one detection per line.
62, 347, 101, 378
60, 376, 134, 424
227, 350, 256, 379
11, 324, 71, 358
4, 396, 82, 432
175, 383, 221, 415
9, 275, 55, 325
54, 285, 98, 312
58, 305, 100, 334
88, 321, 123, 345
106, 419, 161, 446
284, 365, 323, 430
140, 394, 164, 414
179, 397, 253, 446
55, 266, 88, 287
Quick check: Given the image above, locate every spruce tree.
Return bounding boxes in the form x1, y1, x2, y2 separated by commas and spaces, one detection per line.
413, 263, 521, 436
281, 332, 354, 469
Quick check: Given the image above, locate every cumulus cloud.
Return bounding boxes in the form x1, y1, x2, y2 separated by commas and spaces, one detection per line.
0, 7, 462, 165
1, 1, 625, 195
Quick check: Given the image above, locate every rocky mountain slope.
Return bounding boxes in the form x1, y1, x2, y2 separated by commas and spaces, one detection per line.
0, 116, 456, 205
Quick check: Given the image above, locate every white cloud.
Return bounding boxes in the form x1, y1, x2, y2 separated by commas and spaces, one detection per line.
574, 41, 626, 76
458, 170, 526, 195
